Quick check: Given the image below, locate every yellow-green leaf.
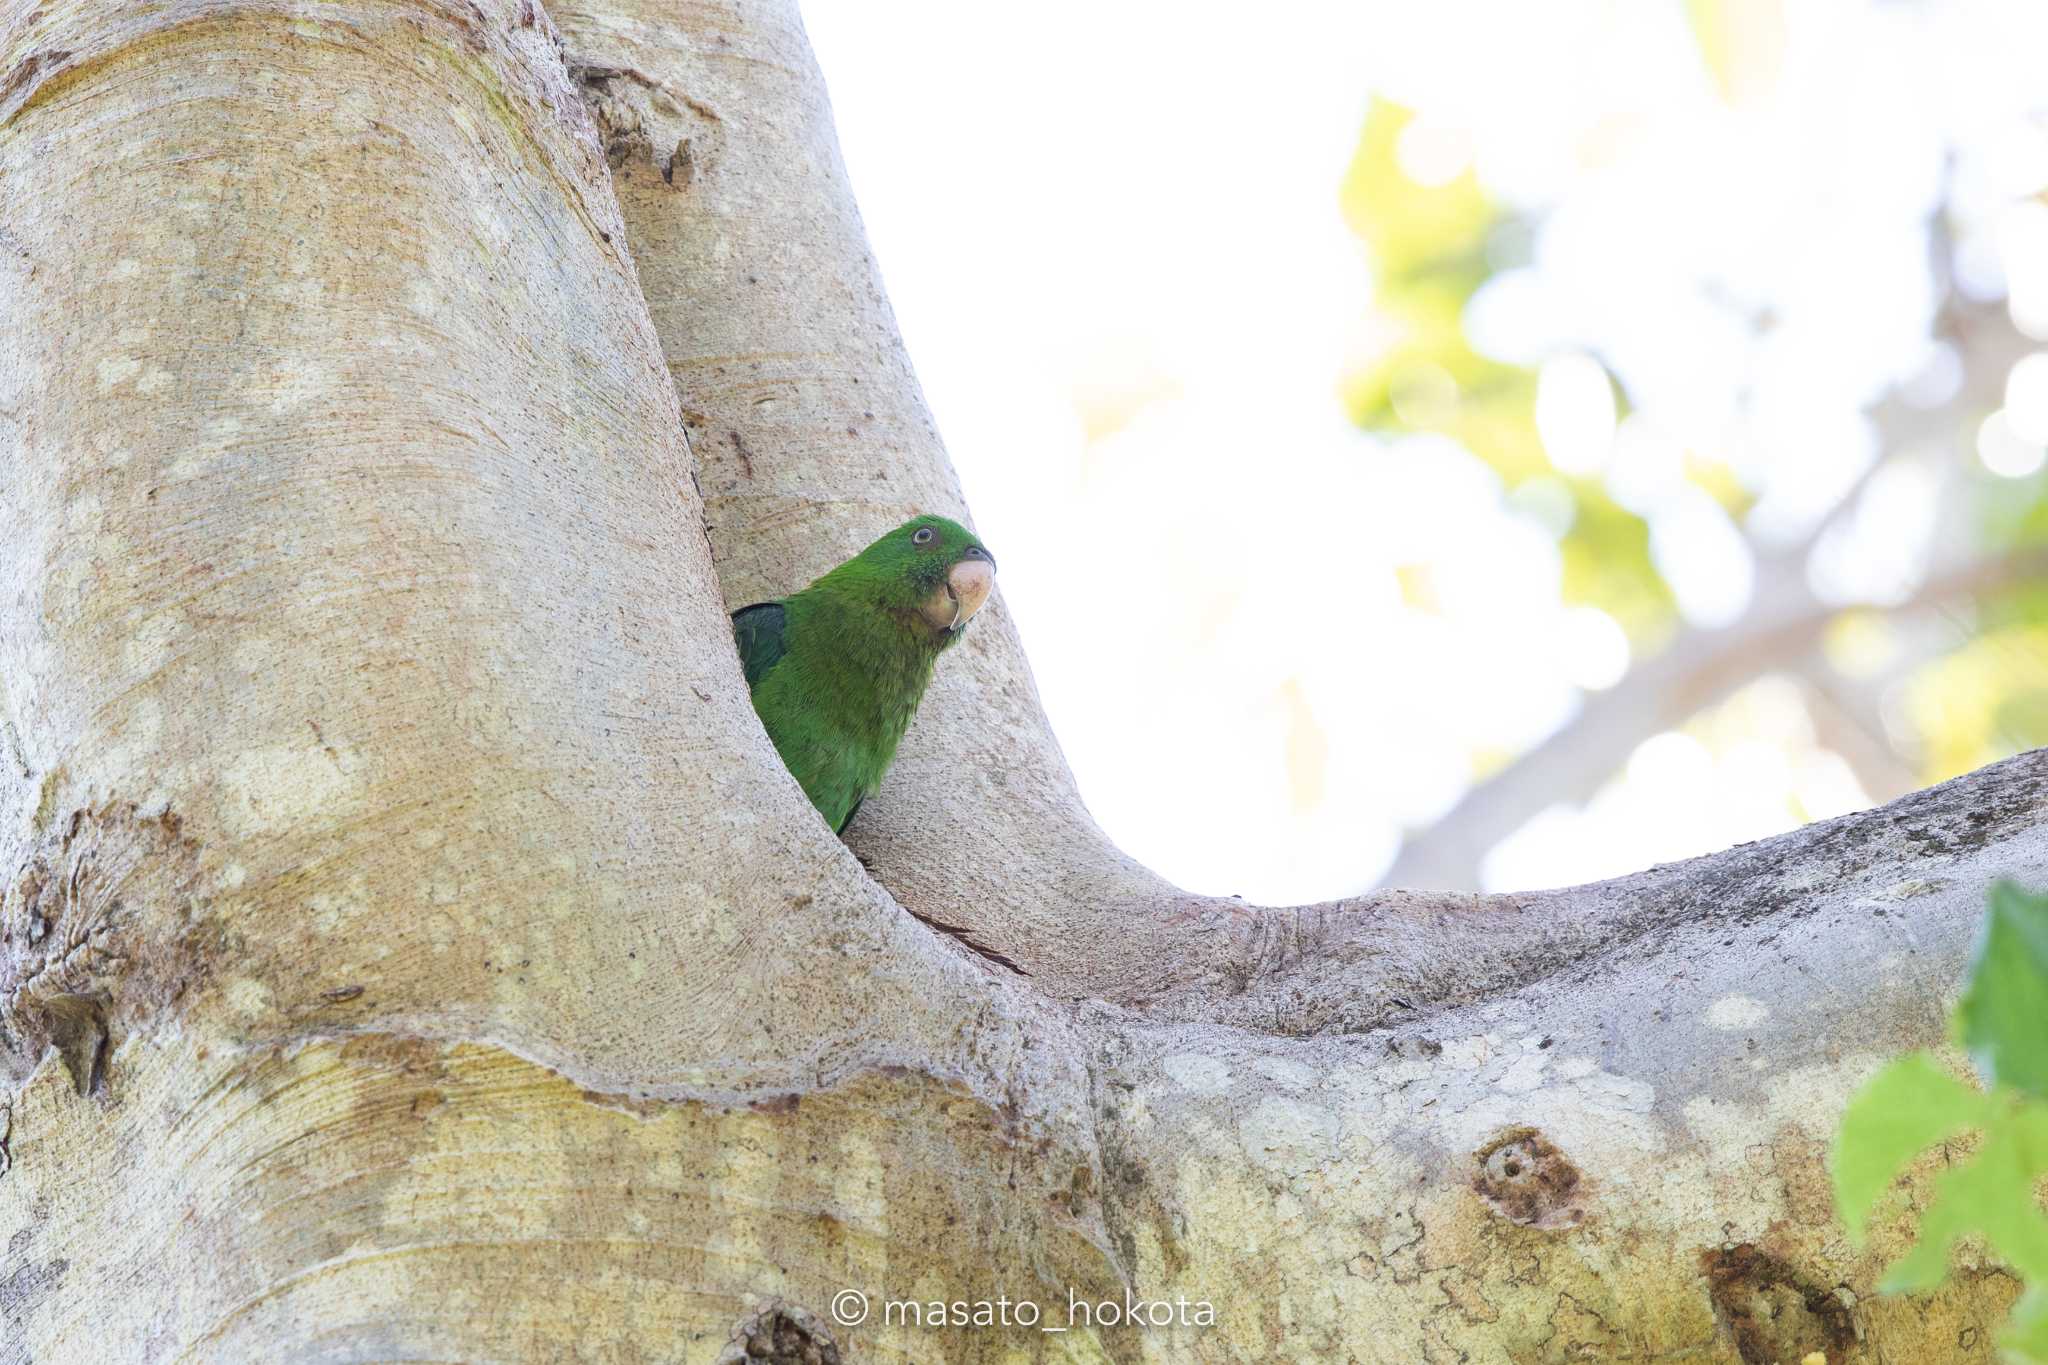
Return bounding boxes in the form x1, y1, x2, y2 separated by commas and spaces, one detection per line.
1832, 1051, 1992, 1245
1957, 883, 2048, 1098
1878, 1105, 2048, 1293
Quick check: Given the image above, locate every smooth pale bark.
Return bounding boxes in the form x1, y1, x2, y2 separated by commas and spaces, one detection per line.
0, 4, 1087, 1359
0, 2, 2038, 1363
547, 0, 1189, 1005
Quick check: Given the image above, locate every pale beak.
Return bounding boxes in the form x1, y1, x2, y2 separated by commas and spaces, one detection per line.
920, 556, 996, 632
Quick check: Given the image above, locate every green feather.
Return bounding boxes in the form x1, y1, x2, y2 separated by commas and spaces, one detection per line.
731, 515, 995, 835
731, 603, 787, 687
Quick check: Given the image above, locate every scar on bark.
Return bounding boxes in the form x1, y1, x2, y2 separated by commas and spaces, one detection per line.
567, 61, 721, 188
1471, 1127, 1584, 1229
2, 719, 30, 780
1700, 1243, 1854, 1365
716, 1301, 842, 1365
2, 801, 212, 1097
0, 48, 72, 124
40, 993, 109, 1098
905, 907, 1029, 976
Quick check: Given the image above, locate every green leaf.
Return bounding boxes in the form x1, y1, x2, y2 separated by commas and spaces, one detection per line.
1958, 883, 2048, 1098
2006, 1285, 2048, 1364
1833, 1052, 1993, 1244
1878, 1105, 2048, 1294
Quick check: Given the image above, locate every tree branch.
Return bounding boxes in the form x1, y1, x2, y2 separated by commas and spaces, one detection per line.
1379, 287, 2033, 889
1381, 543, 2048, 890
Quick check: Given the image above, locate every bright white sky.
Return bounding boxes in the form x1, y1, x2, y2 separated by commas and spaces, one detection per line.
803, 0, 2048, 902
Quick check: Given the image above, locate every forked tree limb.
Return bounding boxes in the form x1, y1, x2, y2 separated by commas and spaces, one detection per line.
0, 1, 2035, 1360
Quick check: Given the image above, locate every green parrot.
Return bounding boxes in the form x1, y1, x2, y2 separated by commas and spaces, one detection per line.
731, 514, 997, 834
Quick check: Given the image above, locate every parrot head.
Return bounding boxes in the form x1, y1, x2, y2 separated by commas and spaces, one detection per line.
823, 514, 997, 639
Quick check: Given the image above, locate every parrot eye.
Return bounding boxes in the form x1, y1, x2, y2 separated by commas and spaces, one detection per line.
911, 526, 936, 546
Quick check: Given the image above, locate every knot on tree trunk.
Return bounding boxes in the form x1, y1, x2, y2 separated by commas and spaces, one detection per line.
1, 800, 213, 1095
717, 1301, 843, 1364
1471, 1126, 1585, 1230
568, 61, 722, 189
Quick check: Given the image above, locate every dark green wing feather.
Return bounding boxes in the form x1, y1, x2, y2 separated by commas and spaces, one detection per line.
731, 602, 788, 687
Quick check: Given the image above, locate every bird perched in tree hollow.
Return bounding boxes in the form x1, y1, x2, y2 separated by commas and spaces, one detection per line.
732, 514, 996, 834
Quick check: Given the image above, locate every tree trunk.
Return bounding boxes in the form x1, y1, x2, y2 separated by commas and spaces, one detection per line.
0, 3, 2036, 1362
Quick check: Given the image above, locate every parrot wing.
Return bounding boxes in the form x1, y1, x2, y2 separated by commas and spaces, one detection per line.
731, 602, 788, 687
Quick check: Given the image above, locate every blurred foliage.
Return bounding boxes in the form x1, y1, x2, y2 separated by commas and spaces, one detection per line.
1834, 883, 2048, 1360
1342, 84, 2048, 806
1339, 98, 1675, 641
1930, 462, 2048, 779
1907, 626, 2048, 779
1682, 0, 1785, 107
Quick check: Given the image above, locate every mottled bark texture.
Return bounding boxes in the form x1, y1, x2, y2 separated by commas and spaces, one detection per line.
0, 1, 2037, 1361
